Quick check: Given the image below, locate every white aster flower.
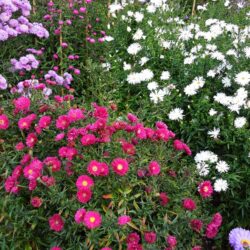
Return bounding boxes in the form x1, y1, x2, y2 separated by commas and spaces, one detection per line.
195, 151, 218, 163
208, 128, 220, 139
235, 71, 250, 86
139, 57, 149, 66
127, 43, 142, 55
134, 12, 144, 22
209, 109, 218, 116
147, 81, 158, 91
160, 71, 170, 80
123, 62, 131, 71
133, 28, 144, 41
168, 108, 184, 121
234, 117, 247, 128
196, 162, 209, 176
214, 179, 228, 192
215, 161, 229, 173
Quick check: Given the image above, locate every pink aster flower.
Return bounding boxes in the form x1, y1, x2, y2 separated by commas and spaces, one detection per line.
127, 113, 138, 123
83, 211, 102, 229
93, 104, 108, 119
67, 108, 85, 122
118, 215, 131, 225
99, 162, 109, 176
49, 214, 64, 232
76, 188, 92, 203
144, 232, 157, 244
38, 115, 52, 129
205, 223, 219, 239
23, 165, 40, 180
198, 180, 213, 198
0, 114, 9, 130
121, 141, 136, 155
15, 142, 25, 151
87, 160, 102, 176
183, 198, 196, 211
26, 133, 38, 148
166, 235, 177, 247
44, 157, 61, 172
56, 115, 70, 130
111, 158, 129, 176
74, 208, 86, 224
31, 197, 43, 208
211, 213, 222, 227
76, 175, 94, 190
173, 139, 192, 155
126, 232, 140, 244
18, 117, 32, 130
159, 192, 169, 206
148, 161, 161, 176
190, 219, 203, 233
81, 134, 96, 146
13, 96, 31, 113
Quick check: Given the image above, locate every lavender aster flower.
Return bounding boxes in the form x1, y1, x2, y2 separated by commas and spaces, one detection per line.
229, 228, 250, 250
0, 74, 7, 89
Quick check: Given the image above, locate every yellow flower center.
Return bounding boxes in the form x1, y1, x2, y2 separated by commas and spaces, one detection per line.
90, 217, 95, 223
28, 169, 33, 174
82, 181, 88, 186
241, 239, 250, 247
204, 186, 208, 192
117, 164, 123, 170
0, 119, 4, 125
92, 166, 98, 172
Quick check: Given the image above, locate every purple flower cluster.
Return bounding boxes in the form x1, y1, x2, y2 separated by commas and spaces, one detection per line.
10, 54, 40, 72
0, 74, 7, 89
44, 70, 73, 88
0, 0, 49, 41
26, 48, 45, 56
11, 79, 52, 97
229, 228, 250, 250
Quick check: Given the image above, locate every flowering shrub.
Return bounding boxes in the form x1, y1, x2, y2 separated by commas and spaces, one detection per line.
0, 91, 222, 249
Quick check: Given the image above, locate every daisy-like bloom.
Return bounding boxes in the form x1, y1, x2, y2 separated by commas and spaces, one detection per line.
160, 71, 170, 80
77, 188, 92, 203
87, 160, 102, 176
166, 235, 177, 247
0, 114, 9, 130
38, 116, 52, 129
215, 161, 229, 173
56, 115, 70, 130
209, 108, 218, 116
208, 127, 220, 139
127, 43, 142, 55
111, 158, 129, 176
229, 228, 250, 249
235, 71, 250, 86
168, 108, 184, 121
234, 117, 247, 128
44, 157, 61, 172
206, 223, 219, 239
74, 208, 86, 224
214, 179, 228, 192
118, 215, 131, 225
13, 96, 31, 113
144, 232, 157, 244
0, 74, 7, 89
67, 108, 85, 122
30, 197, 43, 208
26, 133, 38, 148
198, 180, 213, 198
126, 232, 140, 244
81, 134, 96, 146
83, 211, 102, 229
48, 214, 64, 232
76, 175, 94, 190
190, 219, 203, 232
148, 161, 161, 176
182, 198, 196, 211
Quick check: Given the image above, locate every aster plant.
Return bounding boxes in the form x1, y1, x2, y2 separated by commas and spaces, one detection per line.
0, 90, 222, 249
